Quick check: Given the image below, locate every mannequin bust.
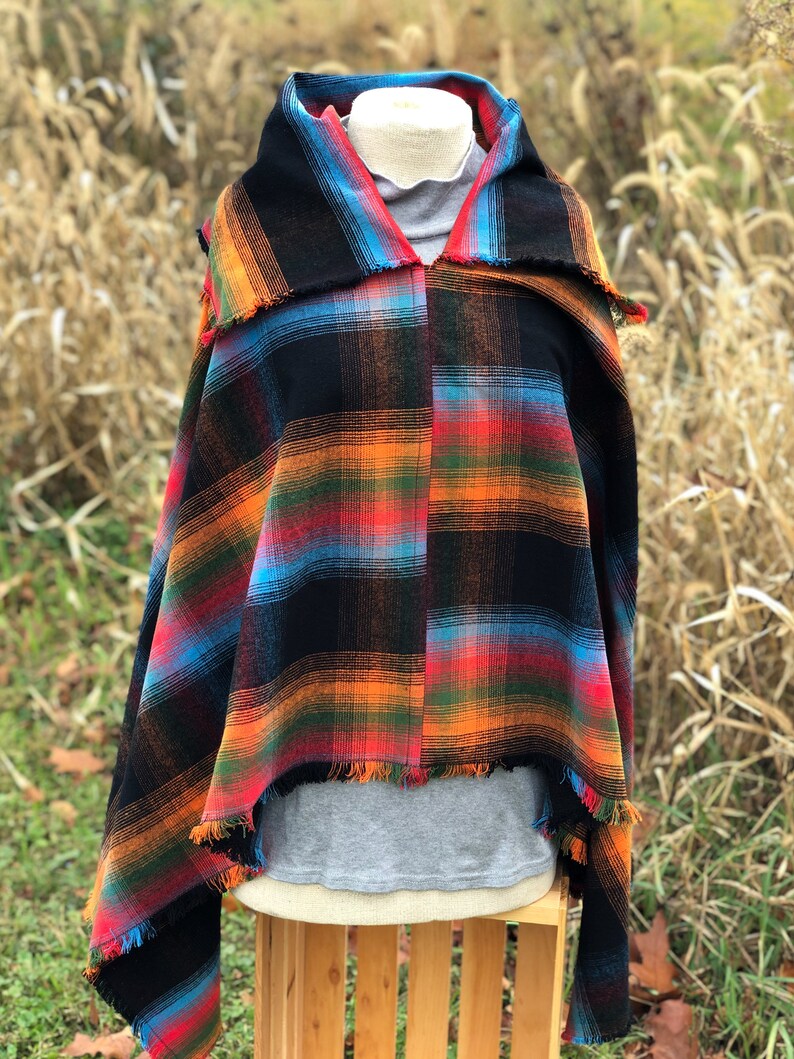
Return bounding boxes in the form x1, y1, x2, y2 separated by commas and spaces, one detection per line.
232, 85, 559, 924
343, 86, 474, 187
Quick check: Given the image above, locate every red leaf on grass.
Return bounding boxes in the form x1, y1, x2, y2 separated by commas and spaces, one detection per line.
646, 997, 697, 1059
629, 909, 680, 1002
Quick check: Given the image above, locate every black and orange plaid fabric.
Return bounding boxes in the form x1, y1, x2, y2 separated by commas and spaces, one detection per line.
82, 69, 648, 1057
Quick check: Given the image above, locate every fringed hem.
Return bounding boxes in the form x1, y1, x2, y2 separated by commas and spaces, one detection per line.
562, 1010, 638, 1044
188, 809, 256, 846
197, 281, 297, 347
83, 849, 265, 980
560, 763, 643, 827
83, 752, 641, 1050
196, 248, 424, 347
84, 919, 159, 979
433, 250, 649, 328
187, 753, 642, 868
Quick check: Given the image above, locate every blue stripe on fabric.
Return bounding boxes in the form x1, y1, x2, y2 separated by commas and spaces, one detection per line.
247, 536, 428, 604
426, 604, 609, 671
432, 366, 567, 409
132, 949, 220, 1057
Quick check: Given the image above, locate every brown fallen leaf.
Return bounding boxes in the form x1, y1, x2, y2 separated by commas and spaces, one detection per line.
645, 997, 697, 1059
23, 784, 46, 803
629, 909, 680, 1002
51, 800, 78, 827
56, 653, 82, 684
49, 746, 106, 776
83, 722, 109, 746
61, 1026, 149, 1059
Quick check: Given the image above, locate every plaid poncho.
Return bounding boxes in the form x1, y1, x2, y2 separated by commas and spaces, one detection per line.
82, 68, 648, 1056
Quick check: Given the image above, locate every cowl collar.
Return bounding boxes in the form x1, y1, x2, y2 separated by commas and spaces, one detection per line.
196, 68, 648, 342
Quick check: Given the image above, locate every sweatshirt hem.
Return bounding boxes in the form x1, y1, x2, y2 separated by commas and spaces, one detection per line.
257, 854, 560, 891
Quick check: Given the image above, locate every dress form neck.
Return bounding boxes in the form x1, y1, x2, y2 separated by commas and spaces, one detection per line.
341, 85, 474, 188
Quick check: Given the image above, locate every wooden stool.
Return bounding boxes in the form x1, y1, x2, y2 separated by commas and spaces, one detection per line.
253, 857, 569, 1059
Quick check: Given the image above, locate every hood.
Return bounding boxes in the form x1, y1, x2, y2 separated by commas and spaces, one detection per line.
196, 68, 648, 343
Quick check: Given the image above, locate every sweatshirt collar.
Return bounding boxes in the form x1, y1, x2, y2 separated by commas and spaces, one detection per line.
197, 69, 648, 340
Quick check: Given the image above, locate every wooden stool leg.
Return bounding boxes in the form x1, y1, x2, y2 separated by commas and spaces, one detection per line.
255, 914, 306, 1059
405, 920, 453, 1059
353, 924, 400, 1059
301, 923, 348, 1059
254, 914, 272, 1059
457, 918, 506, 1059
511, 922, 564, 1059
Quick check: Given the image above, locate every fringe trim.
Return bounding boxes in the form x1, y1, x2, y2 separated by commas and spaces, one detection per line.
433, 250, 649, 327
561, 1010, 638, 1044
83, 850, 265, 980
561, 764, 643, 827
84, 755, 640, 990
188, 809, 255, 846
557, 825, 590, 866
197, 225, 648, 348
206, 860, 262, 894
186, 755, 641, 865
84, 919, 159, 980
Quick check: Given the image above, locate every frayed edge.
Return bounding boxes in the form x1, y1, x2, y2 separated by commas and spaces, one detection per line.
533, 787, 589, 865
82, 854, 258, 980
435, 250, 650, 327
206, 856, 266, 895
260, 755, 641, 829
189, 809, 256, 846
184, 755, 639, 882
84, 919, 158, 979
198, 209, 648, 345
556, 825, 589, 865
200, 250, 420, 342
330, 757, 516, 788
561, 764, 643, 827
561, 1013, 636, 1044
